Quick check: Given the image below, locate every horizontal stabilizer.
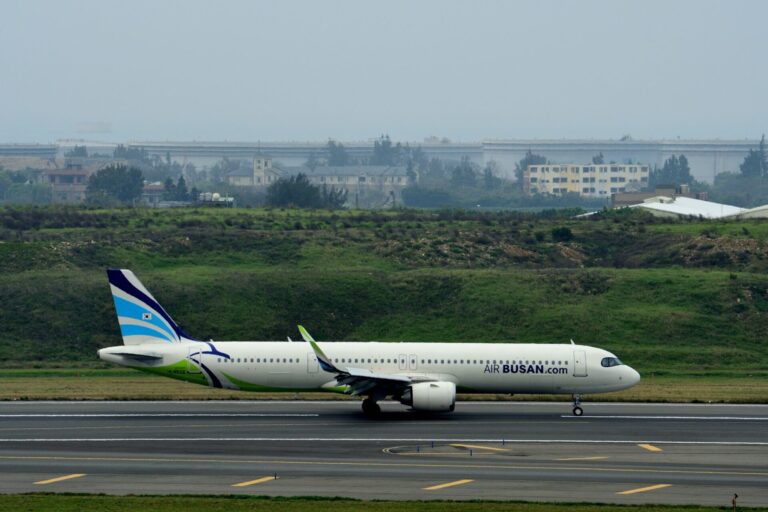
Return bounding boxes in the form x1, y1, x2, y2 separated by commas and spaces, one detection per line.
99, 346, 163, 361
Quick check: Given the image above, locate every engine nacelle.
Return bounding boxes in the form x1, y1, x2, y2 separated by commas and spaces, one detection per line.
400, 381, 456, 412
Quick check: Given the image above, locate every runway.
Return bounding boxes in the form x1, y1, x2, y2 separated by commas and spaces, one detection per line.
0, 400, 766, 506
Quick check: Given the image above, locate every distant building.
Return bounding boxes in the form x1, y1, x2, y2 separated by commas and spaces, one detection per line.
141, 182, 166, 207
611, 184, 706, 208
44, 168, 89, 203
629, 196, 744, 219
226, 155, 413, 207
524, 163, 650, 198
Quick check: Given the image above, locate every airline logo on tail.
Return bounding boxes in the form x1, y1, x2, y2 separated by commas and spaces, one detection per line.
107, 268, 197, 345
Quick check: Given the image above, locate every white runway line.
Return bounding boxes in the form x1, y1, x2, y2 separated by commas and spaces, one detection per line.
0, 438, 766, 445
0, 414, 319, 418
561, 415, 768, 421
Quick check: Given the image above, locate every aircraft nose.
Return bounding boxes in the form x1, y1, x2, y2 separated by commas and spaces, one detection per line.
627, 367, 641, 386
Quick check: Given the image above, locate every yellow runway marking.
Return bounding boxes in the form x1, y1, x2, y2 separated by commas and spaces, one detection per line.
3, 455, 767, 478
617, 483, 672, 495
638, 443, 663, 452
556, 456, 609, 461
450, 443, 508, 452
231, 476, 275, 487
423, 479, 474, 490
34, 473, 86, 485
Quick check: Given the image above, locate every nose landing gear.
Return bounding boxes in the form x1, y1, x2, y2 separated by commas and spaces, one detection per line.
571, 394, 583, 416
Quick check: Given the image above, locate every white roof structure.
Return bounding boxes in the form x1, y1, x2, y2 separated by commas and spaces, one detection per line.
630, 196, 746, 219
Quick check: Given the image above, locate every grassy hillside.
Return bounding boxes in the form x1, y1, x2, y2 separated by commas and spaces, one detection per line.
1, 206, 767, 381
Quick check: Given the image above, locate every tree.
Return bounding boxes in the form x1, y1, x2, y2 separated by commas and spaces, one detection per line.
592, 152, 605, 165
113, 145, 148, 161
650, 154, 692, 186
305, 152, 323, 170
86, 164, 143, 205
326, 141, 349, 166
739, 135, 767, 178
65, 145, 87, 158
175, 175, 189, 201
163, 177, 175, 200
371, 135, 403, 166
266, 174, 347, 208
451, 156, 477, 187
482, 162, 502, 190
514, 151, 547, 190
320, 184, 348, 208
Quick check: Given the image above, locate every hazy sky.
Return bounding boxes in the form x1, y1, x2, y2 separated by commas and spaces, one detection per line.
1, 0, 765, 143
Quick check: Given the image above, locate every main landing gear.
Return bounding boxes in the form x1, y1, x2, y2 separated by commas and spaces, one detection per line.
362, 397, 381, 416
571, 394, 583, 416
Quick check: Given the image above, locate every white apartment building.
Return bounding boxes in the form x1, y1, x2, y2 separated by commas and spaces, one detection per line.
524, 164, 650, 197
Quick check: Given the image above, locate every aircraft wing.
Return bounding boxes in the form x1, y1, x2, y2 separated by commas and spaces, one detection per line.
299, 325, 432, 397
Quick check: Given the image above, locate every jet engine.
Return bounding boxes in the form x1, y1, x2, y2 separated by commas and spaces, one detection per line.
400, 381, 456, 412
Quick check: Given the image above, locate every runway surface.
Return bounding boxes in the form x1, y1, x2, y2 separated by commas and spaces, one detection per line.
0, 400, 766, 506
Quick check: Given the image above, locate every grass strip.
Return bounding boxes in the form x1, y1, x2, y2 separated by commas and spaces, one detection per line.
0, 495, 761, 512
0, 372, 765, 402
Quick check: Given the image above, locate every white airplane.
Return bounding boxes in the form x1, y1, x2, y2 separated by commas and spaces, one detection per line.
99, 269, 640, 416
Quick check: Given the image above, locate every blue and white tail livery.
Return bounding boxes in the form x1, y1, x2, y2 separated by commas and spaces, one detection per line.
107, 268, 197, 345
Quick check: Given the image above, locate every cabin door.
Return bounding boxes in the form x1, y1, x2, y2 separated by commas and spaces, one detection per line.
398, 354, 407, 371
186, 345, 202, 374
307, 352, 319, 374
573, 350, 587, 377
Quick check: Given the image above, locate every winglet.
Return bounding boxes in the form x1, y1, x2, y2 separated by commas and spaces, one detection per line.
570, 339, 575, 345
298, 325, 341, 373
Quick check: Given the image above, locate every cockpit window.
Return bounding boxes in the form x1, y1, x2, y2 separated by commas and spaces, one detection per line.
600, 357, 623, 367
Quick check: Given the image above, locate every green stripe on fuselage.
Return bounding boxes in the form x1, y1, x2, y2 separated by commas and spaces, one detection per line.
135, 359, 209, 386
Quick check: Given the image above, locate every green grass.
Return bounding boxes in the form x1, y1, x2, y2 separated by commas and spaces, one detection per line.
2, 206, 768, 384
1, 369, 765, 402
0, 495, 761, 512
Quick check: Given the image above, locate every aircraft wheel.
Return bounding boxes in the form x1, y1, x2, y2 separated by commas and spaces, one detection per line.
572, 406, 583, 417
362, 398, 381, 416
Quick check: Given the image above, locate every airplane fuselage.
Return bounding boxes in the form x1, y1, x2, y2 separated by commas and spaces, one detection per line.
99, 340, 640, 395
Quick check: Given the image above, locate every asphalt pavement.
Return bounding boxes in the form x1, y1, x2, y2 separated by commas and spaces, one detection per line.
0, 400, 766, 506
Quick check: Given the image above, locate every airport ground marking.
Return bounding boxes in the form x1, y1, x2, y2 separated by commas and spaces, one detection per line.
562, 415, 768, 421
450, 443, 508, 452
617, 483, 672, 495
0, 414, 319, 418
638, 443, 663, 452
3, 455, 767, 478
232, 476, 275, 487
423, 479, 474, 490
34, 473, 86, 485
555, 456, 609, 461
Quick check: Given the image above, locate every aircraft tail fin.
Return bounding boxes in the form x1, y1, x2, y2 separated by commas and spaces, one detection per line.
107, 268, 198, 345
